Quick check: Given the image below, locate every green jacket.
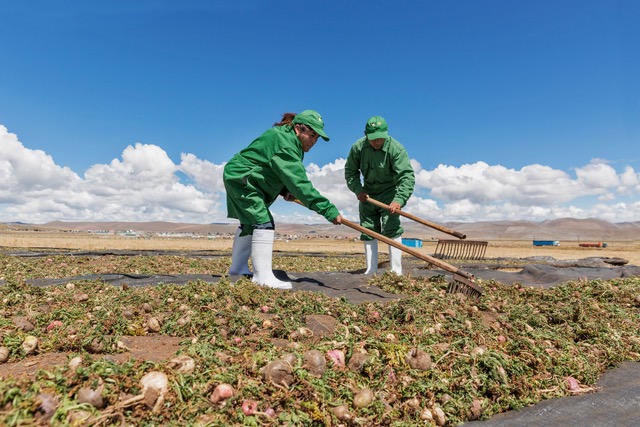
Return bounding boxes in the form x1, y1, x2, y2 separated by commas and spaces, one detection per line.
224, 125, 339, 225
344, 136, 415, 206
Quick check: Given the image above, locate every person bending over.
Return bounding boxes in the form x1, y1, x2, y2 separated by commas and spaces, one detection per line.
224, 110, 343, 289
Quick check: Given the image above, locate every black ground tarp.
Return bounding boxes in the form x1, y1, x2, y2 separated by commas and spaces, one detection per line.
462, 361, 640, 427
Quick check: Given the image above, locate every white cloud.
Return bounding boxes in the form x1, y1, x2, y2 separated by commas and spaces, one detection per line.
0, 125, 80, 196
1, 125, 639, 224
575, 159, 620, 190
416, 162, 583, 205
306, 158, 355, 216
413, 160, 640, 210
84, 143, 177, 190
178, 152, 226, 193
618, 166, 640, 195
0, 126, 222, 223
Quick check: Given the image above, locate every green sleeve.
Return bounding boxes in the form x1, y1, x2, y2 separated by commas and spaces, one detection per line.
271, 148, 340, 223
391, 147, 415, 207
344, 143, 364, 195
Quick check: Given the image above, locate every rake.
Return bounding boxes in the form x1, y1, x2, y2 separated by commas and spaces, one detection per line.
366, 197, 466, 239
341, 217, 483, 298
434, 239, 488, 260
367, 197, 488, 261
291, 199, 483, 298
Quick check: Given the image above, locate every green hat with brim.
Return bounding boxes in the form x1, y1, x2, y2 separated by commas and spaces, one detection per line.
293, 110, 330, 141
365, 115, 388, 140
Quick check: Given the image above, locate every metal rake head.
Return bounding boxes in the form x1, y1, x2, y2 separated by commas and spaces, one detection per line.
447, 274, 483, 299
434, 240, 488, 260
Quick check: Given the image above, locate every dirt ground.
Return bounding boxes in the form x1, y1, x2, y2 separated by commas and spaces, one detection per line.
0, 336, 184, 380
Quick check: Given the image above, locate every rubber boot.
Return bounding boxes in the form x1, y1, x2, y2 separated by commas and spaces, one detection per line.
389, 236, 403, 275
229, 227, 252, 276
251, 229, 292, 289
364, 240, 378, 275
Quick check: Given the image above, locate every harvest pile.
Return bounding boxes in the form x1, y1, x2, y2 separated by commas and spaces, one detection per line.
1, 253, 640, 426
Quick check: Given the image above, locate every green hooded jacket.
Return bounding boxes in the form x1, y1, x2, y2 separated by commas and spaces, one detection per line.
224, 125, 339, 226
344, 136, 415, 206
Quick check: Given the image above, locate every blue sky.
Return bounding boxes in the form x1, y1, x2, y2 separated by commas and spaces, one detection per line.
1, 0, 639, 225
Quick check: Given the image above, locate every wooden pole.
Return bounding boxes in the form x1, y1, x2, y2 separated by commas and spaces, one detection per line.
366, 197, 466, 239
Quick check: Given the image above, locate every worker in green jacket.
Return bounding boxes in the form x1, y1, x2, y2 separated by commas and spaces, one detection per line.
344, 116, 415, 275
224, 110, 343, 289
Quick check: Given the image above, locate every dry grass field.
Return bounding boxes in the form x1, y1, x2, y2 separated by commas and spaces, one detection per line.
2, 229, 639, 266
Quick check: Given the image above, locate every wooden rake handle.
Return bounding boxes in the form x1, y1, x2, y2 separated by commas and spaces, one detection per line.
291, 198, 473, 281
341, 217, 474, 281
366, 197, 466, 240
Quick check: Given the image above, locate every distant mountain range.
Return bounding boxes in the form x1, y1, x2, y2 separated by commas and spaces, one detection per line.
426, 218, 640, 241
3, 218, 637, 241
276, 218, 640, 241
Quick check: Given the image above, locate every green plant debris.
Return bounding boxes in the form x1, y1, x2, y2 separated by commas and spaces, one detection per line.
1, 253, 639, 426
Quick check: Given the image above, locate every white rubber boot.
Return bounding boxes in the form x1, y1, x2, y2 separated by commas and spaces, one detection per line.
229, 227, 252, 276
251, 229, 292, 289
364, 240, 378, 275
389, 236, 403, 275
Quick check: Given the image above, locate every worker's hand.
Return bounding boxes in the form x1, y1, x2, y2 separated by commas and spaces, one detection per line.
332, 214, 343, 225
282, 191, 296, 202
357, 192, 369, 202
389, 202, 401, 214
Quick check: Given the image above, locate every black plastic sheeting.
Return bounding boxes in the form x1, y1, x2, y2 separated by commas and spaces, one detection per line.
14, 262, 640, 304
462, 362, 640, 427
4, 250, 640, 293
453, 264, 640, 289
23, 271, 404, 304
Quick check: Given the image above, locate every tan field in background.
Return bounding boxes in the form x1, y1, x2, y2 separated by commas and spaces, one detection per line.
2, 230, 639, 266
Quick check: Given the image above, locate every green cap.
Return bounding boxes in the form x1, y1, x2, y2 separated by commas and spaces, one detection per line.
365, 116, 388, 140
292, 110, 330, 141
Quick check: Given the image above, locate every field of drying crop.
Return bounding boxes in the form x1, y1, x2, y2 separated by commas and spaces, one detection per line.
1, 230, 640, 426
